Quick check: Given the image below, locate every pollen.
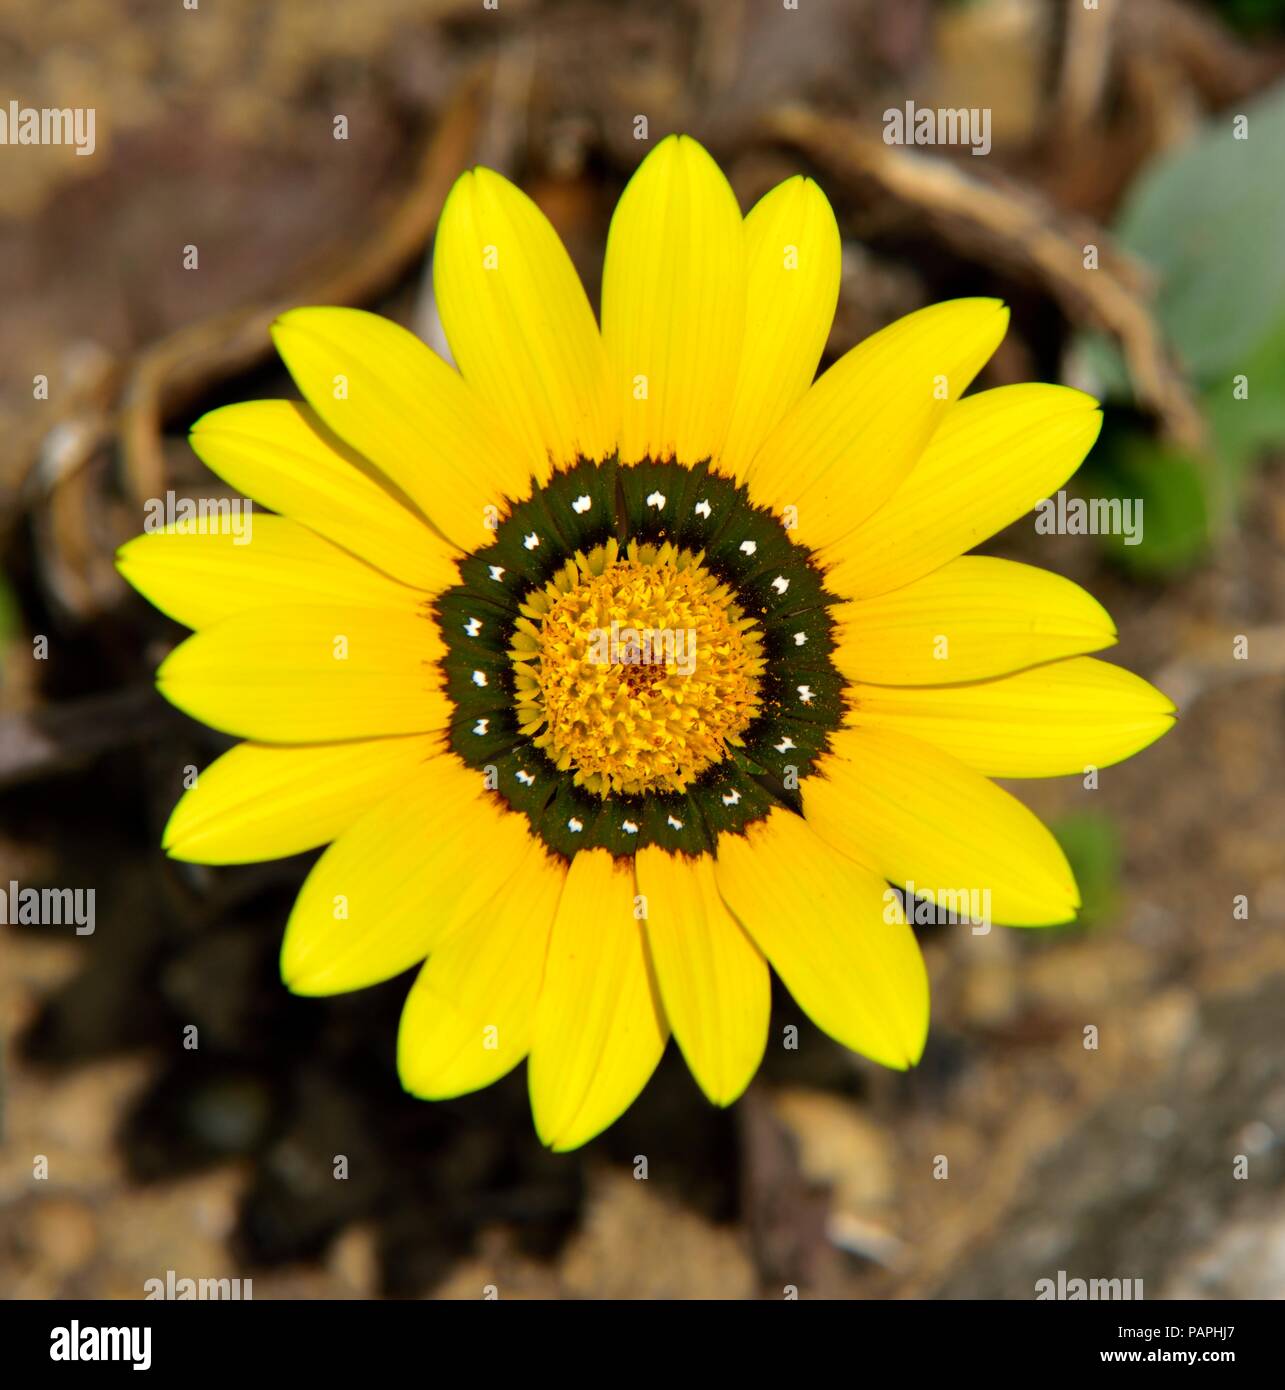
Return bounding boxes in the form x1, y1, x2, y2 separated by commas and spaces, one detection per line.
510, 538, 766, 796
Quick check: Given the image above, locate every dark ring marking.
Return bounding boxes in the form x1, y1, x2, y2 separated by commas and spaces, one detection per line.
435, 456, 846, 858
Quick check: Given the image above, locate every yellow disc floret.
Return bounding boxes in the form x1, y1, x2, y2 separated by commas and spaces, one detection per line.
510, 539, 766, 796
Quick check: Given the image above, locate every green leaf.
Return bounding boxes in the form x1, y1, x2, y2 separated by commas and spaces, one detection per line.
1079, 431, 1211, 577
1113, 82, 1285, 379
1203, 311, 1285, 478
1069, 78, 1285, 429
1209, 0, 1285, 34
1051, 811, 1121, 931
0, 576, 19, 690
0, 577, 18, 645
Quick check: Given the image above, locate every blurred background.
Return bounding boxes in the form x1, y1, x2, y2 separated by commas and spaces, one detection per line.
2, 0, 1284, 1300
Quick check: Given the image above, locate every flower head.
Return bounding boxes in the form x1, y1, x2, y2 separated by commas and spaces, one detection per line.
118, 135, 1175, 1150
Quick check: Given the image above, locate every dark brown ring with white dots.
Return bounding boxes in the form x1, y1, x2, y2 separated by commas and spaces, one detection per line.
433, 457, 847, 859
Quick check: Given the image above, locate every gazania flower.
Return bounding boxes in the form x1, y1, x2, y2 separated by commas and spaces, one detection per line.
117, 135, 1174, 1150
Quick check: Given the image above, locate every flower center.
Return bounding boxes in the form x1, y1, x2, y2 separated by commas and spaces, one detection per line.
509, 538, 765, 796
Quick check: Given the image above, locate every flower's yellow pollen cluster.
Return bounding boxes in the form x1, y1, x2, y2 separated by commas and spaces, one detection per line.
510, 539, 765, 796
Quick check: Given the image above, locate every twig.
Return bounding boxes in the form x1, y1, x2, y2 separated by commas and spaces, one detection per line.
763, 105, 1206, 449
0, 687, 174, 790
116, 64, 493, 513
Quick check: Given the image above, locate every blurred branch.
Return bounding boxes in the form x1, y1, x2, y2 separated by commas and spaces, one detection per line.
0, 686, 170, 790
1051, 0, 1119, 142
1121, 0, 1285, 106
117, 62, 494, 514
764, 104, 1206, 449
1152, 625, 1285, 712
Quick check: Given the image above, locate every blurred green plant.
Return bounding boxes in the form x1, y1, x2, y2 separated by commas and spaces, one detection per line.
1051, 811, 1122, 932
1211, 0, 1285, 33
0, 575, 18, 639
1070, 80, 1285, 574
0, 574, 19, 691
1077, 427, 1211, 578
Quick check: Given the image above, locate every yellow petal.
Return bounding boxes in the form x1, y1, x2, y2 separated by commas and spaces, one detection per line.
116, 515, 427, 631
714, 808, 928, 1068
833, 556, 1117, 685
718, 176, 841, 480
189, 400, 460, 592
636, 846, 769, 1105
270, 307, 533, 551
398, 840, 565, 1099
156, 603, 450, 742
528, 849, 668, 1151
803, 726, 1080, 927
823, 384, 1103, 598
850, 656, 1176, 778
433, 167, 616, 470
281, 755, 532, 994
163, 734, 442, 864
602, 134, 746, 466
746, 299, 1010, 550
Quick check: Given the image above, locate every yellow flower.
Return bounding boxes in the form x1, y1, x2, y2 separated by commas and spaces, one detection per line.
117, 135, 1175, 1151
